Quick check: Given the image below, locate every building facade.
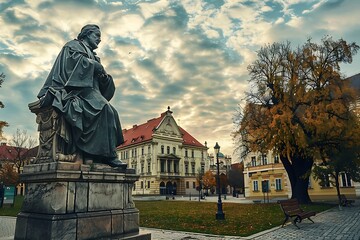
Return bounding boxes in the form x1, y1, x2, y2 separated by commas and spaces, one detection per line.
243, 150, 358, 200
117, 107, 209, 196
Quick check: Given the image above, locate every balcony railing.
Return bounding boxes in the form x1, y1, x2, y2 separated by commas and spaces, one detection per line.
159, 172, 181, 177
246, 163, 283, 171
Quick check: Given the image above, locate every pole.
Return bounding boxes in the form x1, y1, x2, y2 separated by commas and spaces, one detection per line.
215, 147, 225, 220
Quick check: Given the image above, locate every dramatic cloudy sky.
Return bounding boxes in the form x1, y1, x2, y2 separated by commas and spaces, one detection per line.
1, 0, 359, 159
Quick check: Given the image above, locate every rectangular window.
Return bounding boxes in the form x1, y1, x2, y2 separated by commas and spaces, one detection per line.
185, 164, 189, 174
191, 163, 195, 173
274, 155, 279, 163
275, 178, 282, 190
261, 154, 268, 165
192, 182, 196, 189
185, 149, 188, 157
251, 156, 256, 167
140, 181, 144, 189
147, 162, 151, 173
173, 147, 176, 155
191, 150, 194, 158
321, 174, 331, 187
141, 163, 144, 173
201, 164, 205, 174
167, 161, 171, 172
160, 160, 165, 172
341, 173, 352, 187
174, 162, 178, 173
186, 181, 189, 189
253, 180, 258, 191
147, 181, 150, 189
141, 147, 144, 156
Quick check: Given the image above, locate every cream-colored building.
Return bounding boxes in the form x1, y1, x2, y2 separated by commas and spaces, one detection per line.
243, 151, 358, 200
243, 151, 291, 200
117, 107, 209, 196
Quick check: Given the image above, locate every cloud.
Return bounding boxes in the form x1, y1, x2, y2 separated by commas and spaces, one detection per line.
0, 0, 360, 157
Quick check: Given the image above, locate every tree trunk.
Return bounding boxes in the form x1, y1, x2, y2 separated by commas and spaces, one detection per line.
334, 172, 341, 205
280, 154, 313, 204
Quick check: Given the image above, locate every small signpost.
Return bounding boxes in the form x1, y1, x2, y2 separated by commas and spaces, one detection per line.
261, 180, 269, 203
2, 185, 16, 207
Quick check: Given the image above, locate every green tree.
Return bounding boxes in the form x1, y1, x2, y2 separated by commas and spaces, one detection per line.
313, 143, 360, 205
234, 36, 359, 203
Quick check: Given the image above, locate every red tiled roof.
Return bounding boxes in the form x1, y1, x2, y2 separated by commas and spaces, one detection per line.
118, 111, 205, 149
0, 144, 27, 161
179, 127, 204, 148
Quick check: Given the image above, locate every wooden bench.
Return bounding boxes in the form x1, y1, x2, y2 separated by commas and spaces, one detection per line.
340, 194, 355, 207
278, 198, 316, 229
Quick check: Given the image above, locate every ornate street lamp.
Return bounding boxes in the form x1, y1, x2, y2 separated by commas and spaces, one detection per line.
214, 142, 225, 220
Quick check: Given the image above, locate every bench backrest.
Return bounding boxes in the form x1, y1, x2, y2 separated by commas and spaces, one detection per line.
340, 194, 347, 200
278, 199, 303, 215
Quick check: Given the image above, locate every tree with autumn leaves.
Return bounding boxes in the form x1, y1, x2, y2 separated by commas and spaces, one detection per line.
234, 36, 360, 203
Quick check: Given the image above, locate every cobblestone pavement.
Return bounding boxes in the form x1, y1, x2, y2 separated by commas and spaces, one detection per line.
1, 201, 359, 240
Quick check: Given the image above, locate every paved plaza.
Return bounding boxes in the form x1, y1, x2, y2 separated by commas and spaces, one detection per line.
1, 199, 359, 240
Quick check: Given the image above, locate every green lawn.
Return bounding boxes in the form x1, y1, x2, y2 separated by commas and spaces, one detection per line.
0, 195, 24, 217
135, 200, 334, 236
0, 196, 334, 237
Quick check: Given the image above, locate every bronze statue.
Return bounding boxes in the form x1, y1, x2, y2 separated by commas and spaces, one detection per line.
37, 24, 127, 169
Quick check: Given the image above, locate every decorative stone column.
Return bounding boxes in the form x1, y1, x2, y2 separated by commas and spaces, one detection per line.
14, 162, 151, 240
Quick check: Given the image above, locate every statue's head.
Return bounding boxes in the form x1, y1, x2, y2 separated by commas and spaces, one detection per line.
77, 24, 101, 50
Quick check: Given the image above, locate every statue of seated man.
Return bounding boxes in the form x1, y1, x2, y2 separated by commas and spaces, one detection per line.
37, 24, 127, 169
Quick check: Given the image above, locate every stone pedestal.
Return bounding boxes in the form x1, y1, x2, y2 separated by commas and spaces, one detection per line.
14, 162, 151, 240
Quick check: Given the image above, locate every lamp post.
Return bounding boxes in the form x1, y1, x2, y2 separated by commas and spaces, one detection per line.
214, 142, 225, 220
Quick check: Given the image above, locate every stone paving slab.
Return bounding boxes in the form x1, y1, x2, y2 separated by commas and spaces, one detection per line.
0, 216, 16, 240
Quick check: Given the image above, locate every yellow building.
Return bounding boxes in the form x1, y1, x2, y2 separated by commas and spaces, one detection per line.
117, 107, 209, 196
243, 151, 359, 201
243, 151, 290, 200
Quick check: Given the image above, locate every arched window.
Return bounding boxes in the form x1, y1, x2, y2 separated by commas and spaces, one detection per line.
167, 146, 170, 154
173, 147, 176, 155
161, 145, 164, 154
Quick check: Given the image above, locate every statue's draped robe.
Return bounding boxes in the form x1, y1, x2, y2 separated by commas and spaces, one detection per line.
38, 39, 123, 160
